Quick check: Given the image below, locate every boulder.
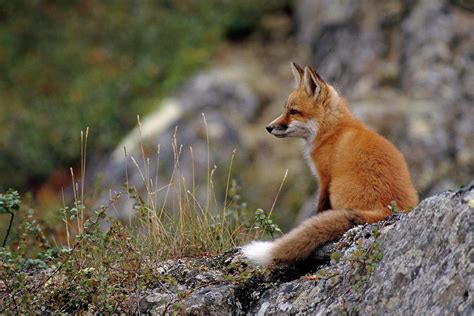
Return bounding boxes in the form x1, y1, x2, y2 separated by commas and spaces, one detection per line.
143, 183, 474, 314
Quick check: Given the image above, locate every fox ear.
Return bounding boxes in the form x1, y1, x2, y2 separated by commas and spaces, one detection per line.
304, 66, 325, 97
303, 66, 321, 97
290, 62, 303, 87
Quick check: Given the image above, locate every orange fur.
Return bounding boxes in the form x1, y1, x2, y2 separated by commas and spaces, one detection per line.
243, 63, 418, 265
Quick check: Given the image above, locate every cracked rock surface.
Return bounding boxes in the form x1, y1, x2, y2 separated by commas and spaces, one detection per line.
143, 183, 473, 315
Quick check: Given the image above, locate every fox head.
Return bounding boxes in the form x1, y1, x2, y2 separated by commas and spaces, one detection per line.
266, 62, 338, 142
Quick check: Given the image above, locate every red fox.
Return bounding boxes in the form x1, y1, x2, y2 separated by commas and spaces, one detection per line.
242, 63, 419, 266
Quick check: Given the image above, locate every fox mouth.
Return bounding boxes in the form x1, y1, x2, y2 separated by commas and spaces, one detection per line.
272, 125, 316, 140
271, 130, 288, 138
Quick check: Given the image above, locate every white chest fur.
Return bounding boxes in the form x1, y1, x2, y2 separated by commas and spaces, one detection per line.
302, 119, 319, 179
303, 143, 319, 179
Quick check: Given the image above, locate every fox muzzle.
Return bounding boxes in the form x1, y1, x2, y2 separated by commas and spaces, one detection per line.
266, 124, 288, 137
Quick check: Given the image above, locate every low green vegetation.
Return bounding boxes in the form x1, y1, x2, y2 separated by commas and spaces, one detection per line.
0, 2, 292, 311
0, 131, 283, 313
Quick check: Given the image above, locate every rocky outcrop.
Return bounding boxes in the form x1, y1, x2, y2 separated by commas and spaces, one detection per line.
142, 183, 473, 314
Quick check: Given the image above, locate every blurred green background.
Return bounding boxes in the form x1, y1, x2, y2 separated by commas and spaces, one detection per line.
0, 0, 288, 190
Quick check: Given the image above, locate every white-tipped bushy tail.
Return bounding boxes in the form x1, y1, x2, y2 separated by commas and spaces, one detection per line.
242, 210, 361, 265
241, 241, 274, 266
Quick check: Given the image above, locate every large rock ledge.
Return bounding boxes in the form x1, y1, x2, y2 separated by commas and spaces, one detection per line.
141, 183, 473, 315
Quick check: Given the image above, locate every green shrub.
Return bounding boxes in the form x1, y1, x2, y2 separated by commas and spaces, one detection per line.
0, 126, 289, 312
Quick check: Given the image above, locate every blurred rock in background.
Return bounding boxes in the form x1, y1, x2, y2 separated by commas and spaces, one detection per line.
297, 0, 473, 196
94, 38, 312, 228
95, 0, 473, 227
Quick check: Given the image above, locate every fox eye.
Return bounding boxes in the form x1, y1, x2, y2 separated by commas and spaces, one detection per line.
289, 109, 301, 115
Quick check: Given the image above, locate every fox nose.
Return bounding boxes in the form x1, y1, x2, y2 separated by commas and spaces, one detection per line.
266, 125, 274, 133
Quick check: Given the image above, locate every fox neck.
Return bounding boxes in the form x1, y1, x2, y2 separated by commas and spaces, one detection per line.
313, 87, 353, 147
305, 88, 356, 166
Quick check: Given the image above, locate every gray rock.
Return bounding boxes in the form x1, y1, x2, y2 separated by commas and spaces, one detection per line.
359, 183, 474, 315
184, 285, 239, 315
144, 183, 474, 315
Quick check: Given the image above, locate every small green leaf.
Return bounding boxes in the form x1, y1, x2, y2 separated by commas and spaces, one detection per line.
0, 189, 21, 215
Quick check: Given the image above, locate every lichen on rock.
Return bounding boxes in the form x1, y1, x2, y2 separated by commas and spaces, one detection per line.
143, 182, 473, 315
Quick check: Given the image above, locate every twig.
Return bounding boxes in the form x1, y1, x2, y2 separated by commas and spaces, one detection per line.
2, 213, 14, 248
268, 169, 288, 218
